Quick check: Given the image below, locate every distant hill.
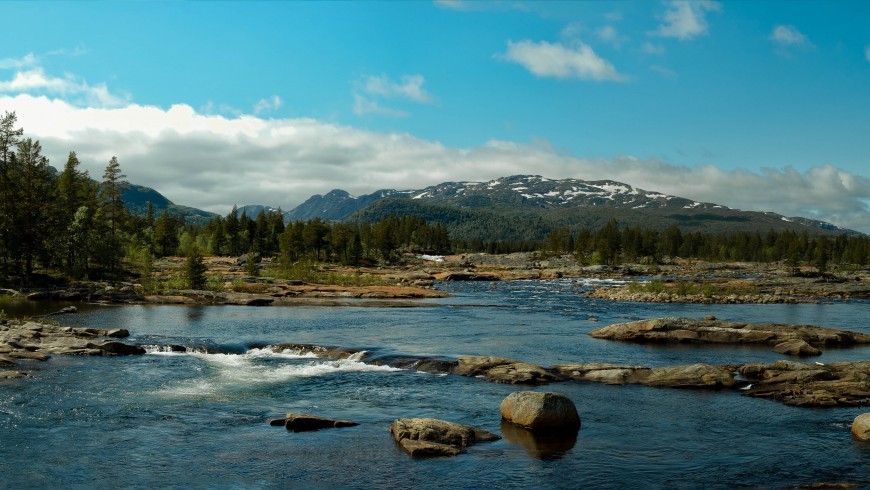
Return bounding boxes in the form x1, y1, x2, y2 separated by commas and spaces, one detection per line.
254, 175, 860, 240
121, 184, 217, 225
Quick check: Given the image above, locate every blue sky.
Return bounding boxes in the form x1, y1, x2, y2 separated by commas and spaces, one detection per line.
1, 1, 869, 232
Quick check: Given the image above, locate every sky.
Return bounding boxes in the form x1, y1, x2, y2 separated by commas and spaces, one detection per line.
1, 1, 869, 233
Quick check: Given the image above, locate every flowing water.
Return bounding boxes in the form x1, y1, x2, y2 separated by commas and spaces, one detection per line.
2, 279, 870, 488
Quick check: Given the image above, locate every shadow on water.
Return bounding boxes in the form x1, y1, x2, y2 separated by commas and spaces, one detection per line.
500, 420, 578, 460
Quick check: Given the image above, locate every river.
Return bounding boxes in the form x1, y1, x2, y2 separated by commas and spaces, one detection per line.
2, 279, 869, 488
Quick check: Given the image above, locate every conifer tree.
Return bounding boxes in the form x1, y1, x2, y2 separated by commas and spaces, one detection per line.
185, 246, 208, 290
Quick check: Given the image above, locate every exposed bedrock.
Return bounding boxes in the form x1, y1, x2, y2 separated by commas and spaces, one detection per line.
589, 317, 870, 356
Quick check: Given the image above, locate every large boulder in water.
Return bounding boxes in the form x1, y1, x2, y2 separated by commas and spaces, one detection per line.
852, 413, 870, 441
389, 418, 499, 458
499, 391, 580, 431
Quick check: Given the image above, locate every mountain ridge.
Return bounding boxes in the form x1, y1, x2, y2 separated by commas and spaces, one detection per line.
263, 175, 860, 238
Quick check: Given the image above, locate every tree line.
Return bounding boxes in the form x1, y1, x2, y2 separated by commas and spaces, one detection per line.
1, 110, 867, 286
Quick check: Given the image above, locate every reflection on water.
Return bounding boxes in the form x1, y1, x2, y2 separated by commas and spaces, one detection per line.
500, 420, 578, 460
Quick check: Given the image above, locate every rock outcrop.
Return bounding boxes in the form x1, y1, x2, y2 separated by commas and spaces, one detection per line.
389, 418, 500, 458
0, 320, 143, 372
589, 317, 870, 352
773, 339, 822, 356
740, 361, 870, 407
453, 356, 564, 385
553, 362, 736, 389
851, 413, 870, 441
499, 391, 580, 430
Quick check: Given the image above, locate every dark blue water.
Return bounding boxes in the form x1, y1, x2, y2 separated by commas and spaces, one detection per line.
3, 279, 870, 488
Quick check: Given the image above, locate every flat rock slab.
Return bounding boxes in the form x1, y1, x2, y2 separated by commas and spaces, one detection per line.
389, 418, 499, 458
589, 317, 870, 347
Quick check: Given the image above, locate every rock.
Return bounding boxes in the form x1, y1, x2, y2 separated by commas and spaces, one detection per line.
105, 329, 130, 338
499, 391, 580, 430
639, 363, 737, 389
98, 342, 146, 356
552, 363, 650, 385
396, 439, 462, 458
773, 339, 822, 356
389, 418, 499, 457
0, 370, 27, 379
454, 356, 564, 385
442, 272, 500, 281
236, 252, 262, 266
704, 315, 717, 321
283, 413, 359, 432
589, 317, 870, 347
852, 413, 870, 441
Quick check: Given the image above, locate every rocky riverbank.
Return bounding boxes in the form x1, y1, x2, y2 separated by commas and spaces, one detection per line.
0, 318, 144, 378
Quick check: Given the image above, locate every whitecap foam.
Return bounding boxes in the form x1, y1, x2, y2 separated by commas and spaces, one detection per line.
151, 347, 400, 397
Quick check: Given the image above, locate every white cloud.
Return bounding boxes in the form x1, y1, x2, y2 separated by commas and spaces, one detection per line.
594, 25, 627, 47
352, 94, 409, 117
0, 53, 38, 70
4, 93, 868, 233
433, 0, 467, 10
0, 65, 129, 108
253, 95, 282, 115
364, 74, 434, 104
865, 46, 870, 62
655, 0, 721, 41
500, 40, 625, 82
770, 25, 808, 46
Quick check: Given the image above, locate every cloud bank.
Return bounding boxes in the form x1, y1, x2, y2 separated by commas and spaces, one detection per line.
3, 93, 868, 233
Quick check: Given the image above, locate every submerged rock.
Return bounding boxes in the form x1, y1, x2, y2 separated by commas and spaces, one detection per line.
499, 391, 580, 431
851, 413, 870, 441
389, 418, 499, 458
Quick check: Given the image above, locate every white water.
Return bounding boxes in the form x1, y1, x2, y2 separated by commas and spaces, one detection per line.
146, 346, 401, 397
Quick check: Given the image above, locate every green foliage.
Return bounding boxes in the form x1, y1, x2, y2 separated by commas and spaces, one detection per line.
185, 247, 208, 290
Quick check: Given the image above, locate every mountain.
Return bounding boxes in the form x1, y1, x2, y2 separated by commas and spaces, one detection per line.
121, 184, 217, 225
235, 205, 283, 218
273, 175, 861, 240
283, 189, 410, 221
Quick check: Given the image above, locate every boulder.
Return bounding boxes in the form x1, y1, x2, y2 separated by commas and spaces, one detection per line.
499, 391, 580, 431
773, 339, 822, 356
282, 413, 359, 432
852, 413, 870, 441
389, 418, 499, 458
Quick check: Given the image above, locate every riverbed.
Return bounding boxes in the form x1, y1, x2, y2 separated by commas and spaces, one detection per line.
2, 279, 869, 488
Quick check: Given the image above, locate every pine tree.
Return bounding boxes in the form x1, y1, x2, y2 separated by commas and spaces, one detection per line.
99, 156, 129, 274
185, 246, 208, 290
